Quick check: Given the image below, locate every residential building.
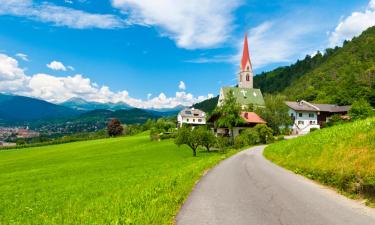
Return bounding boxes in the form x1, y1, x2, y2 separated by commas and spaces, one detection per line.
177, 108, 206, 128
286, 100, 351, 134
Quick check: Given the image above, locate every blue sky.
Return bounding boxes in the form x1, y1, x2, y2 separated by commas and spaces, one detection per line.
0, 0, 375, 108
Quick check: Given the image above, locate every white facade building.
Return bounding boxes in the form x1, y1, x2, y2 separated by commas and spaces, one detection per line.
288, 108, 320, 134
177, 108, 206, 128
285, 100, 350, 135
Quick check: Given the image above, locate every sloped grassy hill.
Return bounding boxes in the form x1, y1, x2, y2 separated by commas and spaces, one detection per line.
264, 118, 375, 205
254, 26, 375, 106
0, 133, 234, 224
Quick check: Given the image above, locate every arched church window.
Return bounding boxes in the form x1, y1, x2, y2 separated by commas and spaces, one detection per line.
246, 74, 250, 81
247, 66, 249, 71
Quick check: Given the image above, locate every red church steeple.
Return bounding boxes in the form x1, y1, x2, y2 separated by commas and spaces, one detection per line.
238, 33, 254, 89
241, 33, 252, 71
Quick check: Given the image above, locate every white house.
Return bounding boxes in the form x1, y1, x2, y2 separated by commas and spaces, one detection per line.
177, 108, 206, 128
286, 100, 350, 134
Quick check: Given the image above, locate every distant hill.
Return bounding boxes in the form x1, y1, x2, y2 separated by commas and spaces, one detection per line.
255, 26, 375, 106
77, 108, 161, 124
192, 96, 219, 114
0, 94, 79, 123
61, 97, 132, 111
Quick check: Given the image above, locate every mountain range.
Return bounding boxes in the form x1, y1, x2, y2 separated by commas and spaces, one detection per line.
0, 94, 181, 128
0, 94, 79, 123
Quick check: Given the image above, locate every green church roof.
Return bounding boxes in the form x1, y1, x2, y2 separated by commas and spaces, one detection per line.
221, 87, 265, 106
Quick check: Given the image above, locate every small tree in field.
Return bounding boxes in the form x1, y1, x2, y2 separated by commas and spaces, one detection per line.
174, 126, 200, 156
196, 126, 216, 152
107, 118, 124, 137
216, 90, 244, 143
349, 99, 374, 120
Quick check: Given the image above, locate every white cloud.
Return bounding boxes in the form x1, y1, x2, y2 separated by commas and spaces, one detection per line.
229, 19, 321, 69
0, 53, 209, 108
46, 61, 67, 71
112, 0, 242, 49
329, 0, 375, 47
0, 54, 30, 92
0, 0, 125, 29
67, 66, 75, 71
15, 53, 29, 62
178, 81, 186, 90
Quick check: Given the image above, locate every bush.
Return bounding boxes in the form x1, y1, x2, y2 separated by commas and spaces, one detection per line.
150, 128, 161, 141
349, 99, 374, 120
241, 128, 260, 145
215, 136, 231, 152
234, 135, 248, 149
159, 132, 176, 140
310, 128, 319, 132
254, 124, 274, 144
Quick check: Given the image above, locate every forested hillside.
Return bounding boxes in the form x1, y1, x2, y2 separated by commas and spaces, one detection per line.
255, 26, 375, 106
192, 96, 219, 114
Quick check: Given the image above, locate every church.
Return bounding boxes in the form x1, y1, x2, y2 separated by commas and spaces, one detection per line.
209, 34, 267, 137
218, 34, 265, 109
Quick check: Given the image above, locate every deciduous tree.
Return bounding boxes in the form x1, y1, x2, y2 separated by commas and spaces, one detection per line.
107, 118, 124, 137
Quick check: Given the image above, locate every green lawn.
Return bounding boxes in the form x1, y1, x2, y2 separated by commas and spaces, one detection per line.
0, 133, 235, 224
264, 117, 375, 205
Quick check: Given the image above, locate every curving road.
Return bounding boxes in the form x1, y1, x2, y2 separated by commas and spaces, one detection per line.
176, 146, 375, 225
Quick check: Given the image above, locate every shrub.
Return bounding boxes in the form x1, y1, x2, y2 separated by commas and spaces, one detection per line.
215, 136, 231, 152
150, 128, 161, 141
349, 99, 374, 120
254, 124, 274, 144
159, 132, 176, 140
241, 128, 260, 145
234, 135, 248, 149
310, 128, 319, 132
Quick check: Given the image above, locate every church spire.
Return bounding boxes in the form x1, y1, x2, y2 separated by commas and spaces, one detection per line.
241, 33, 252, 71
238, 33, 253, 89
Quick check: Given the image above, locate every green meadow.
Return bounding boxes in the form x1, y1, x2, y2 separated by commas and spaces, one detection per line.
264, 117, 375, 205
0, 133, 235, 224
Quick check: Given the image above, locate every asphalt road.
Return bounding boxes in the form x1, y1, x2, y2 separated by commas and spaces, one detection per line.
176, 145, 375, 225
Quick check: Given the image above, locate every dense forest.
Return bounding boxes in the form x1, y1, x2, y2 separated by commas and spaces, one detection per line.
255, 26, 375, 106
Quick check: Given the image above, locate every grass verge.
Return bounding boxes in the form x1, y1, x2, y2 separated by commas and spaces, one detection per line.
0, 133, 238, 224
264, 117, 375, 206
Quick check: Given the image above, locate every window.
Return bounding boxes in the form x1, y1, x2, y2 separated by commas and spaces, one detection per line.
247, 66, 249, 71
193, 119, 195, 122
291, 113, 294, 117
309, 113, 314, 118
185, 111, 192, 115
310, 121, 315, 125
246, 74, 250, 81
186, 119, 189, 122
198, 119, 202, 122
299, 113, 303, 117
298, 121, 304, 125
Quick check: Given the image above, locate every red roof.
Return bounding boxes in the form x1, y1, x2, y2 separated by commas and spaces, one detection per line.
241, 112, 266, 124
241, 33, 253, 71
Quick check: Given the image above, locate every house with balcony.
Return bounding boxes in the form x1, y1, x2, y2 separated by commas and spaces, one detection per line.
286, 100, 350, 134
177, 108, 206, 128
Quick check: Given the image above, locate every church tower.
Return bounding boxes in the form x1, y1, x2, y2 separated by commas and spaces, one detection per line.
238, 33, 253, 89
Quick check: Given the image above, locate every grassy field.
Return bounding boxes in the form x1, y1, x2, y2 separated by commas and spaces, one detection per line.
264, 117, 375, 205
0, 133, 236, 224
